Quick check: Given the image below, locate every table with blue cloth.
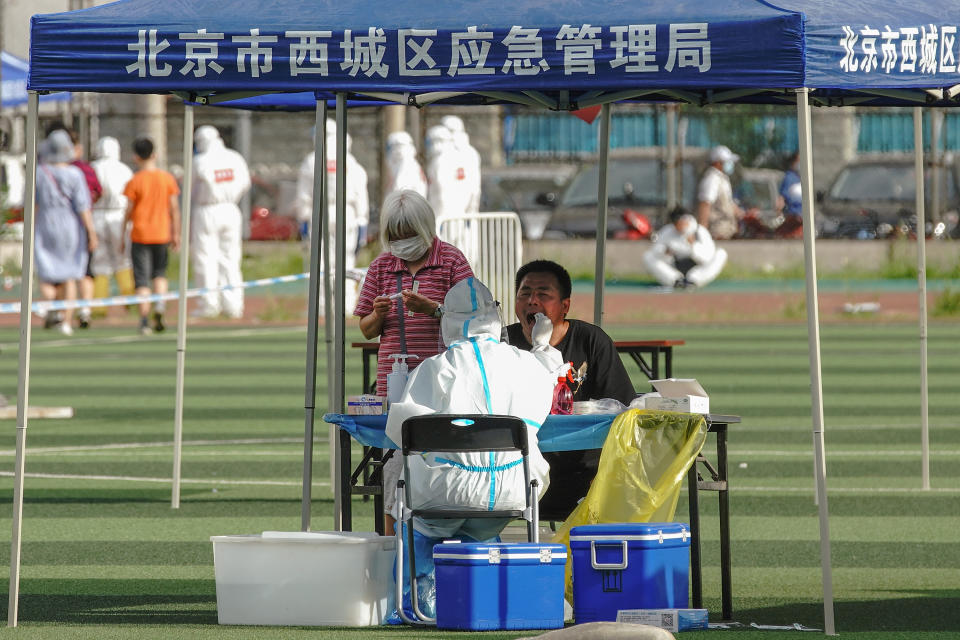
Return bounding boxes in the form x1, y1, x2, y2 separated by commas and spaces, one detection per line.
323, 411, 739, 620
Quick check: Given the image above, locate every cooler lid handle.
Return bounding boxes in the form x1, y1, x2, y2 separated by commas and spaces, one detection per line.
590, 540, 628, 570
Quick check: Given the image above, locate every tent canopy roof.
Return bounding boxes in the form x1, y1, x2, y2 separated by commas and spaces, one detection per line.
26, 0, 960, 108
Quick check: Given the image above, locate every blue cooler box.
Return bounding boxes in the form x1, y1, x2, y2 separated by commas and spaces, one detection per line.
569, 523, 690, 623
433, 542, 567, 631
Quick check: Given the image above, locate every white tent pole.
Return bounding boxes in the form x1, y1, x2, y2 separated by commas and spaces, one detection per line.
171, 104, 194, 509
333, 93, 348, 530
912, 107, 931, 490
300, 98, 327, 531
796, 88, 836, 636
319, 113, 335, 507
8, 91, 39, 629
592, 103, 611, 327
666, 104, 677, 210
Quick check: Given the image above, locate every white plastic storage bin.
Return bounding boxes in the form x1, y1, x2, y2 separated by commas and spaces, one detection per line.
211, 531, 396, 626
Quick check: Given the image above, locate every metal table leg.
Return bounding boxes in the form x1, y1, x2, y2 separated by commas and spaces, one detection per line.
687, 460, 702, 609
339, 429, 353, 530
717, 426, 732, 620
665, 347, 674, 378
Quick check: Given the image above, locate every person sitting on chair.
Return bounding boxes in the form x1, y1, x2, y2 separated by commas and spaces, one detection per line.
385, 277, 563, 542
385, 277, 563, 620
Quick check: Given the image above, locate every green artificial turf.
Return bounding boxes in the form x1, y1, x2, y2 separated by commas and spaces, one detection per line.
0, 322, 957, 639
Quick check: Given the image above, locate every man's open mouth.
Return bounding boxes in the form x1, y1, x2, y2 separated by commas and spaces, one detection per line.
525, 313, 537, 325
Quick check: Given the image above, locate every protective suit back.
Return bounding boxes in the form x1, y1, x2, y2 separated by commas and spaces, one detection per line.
425, 125, 472, 220
385, 131, 427, 198
91, 137, 133, 212
385, 278, 562, 541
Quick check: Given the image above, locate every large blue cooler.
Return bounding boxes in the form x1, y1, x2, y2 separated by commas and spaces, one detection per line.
569, 523, 690, 623
433, 542, 566, 630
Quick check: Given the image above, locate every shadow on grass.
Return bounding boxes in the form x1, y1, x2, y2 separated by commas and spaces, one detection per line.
0, 579, 218, 625
735, 589, 960, 632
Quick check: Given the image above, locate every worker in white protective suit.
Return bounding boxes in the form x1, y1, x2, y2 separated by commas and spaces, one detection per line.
385, 277, 563, 541
294, 120, 369, 312
89, 136, 135, 300
643, 207, 728, 289
425, 124, 472, 221
441, 115, 481, 214
191, 125, 251, 318
384, 131, 427, 198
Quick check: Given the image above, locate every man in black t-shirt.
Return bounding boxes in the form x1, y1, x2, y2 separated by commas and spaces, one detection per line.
505, 259, 635, 521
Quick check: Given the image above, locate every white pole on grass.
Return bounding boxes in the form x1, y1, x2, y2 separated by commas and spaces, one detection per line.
8, 91, 39, 628
171, 104, 195, 509
301, 98, 328, 531
796, 88, 836, 635
592, 103, 611, 327
332, 93, 348, 530
912, 107, 931, 490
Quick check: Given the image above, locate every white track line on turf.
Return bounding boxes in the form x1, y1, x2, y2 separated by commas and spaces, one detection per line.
0, 470, 330, 487
0, 325, 305, 350
734, 486, 960, 493
734, 449, 960, 457
0, 437, 316, 456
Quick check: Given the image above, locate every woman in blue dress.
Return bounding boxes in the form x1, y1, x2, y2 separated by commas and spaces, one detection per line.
34, 130, 97, 335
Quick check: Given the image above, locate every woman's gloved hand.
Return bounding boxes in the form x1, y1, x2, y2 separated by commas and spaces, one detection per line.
531, 312, 553, 347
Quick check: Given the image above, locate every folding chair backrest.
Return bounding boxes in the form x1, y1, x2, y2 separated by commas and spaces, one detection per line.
401, 414, 528, 457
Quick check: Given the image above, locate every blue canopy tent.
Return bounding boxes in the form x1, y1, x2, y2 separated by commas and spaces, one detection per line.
0, 51, 70, 108
16, 0, 960, 630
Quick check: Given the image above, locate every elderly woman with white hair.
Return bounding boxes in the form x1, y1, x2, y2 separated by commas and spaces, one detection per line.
354, 189, 473, 532
35, 129, 98, 335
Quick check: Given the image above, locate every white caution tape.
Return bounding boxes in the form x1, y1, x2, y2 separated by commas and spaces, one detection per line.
0, 268, 365, 314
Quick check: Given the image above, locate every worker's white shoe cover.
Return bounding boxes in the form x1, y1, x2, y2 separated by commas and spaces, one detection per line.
386, 277, 563, 541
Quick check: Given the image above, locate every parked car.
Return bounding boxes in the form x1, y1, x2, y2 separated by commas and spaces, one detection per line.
248, 173, 300, 241
543, 151, 703, 239
817, 158, 960, 238
480, 164, 575, 239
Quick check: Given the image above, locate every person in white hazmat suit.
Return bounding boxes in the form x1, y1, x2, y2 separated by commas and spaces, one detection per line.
384, 131, 427, 198
643, 207, 728, 289
191, 125, 251, 318
294, 120, 369, 312
89, 136, 135, 299
385, 277, 563, 542
425, 124, 473, 221
441, 115, 481, 214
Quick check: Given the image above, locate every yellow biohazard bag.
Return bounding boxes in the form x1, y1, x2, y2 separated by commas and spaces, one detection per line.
552, 409, 708, 600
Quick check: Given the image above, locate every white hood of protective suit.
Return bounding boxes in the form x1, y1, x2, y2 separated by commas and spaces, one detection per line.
385, 278, 562, 540
95, 136, 121, 161
194, 125, 224, 154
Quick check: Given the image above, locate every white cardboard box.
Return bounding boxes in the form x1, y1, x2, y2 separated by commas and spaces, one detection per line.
644, 378, 710, 414
211, 531, 395, 626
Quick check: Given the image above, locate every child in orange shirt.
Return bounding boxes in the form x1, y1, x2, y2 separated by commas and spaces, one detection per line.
122, 138, 181, 335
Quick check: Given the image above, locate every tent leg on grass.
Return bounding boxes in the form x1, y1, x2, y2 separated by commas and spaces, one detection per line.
8, 90, 40, 629
592, 103, 611, 327
912, 107, 931, 491
796, 87, 836, 636
333, 93, 348, 530
301, 98, 327, 531
171, 103, 195, 509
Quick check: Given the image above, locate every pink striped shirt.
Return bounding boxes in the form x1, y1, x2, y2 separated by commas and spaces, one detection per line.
354, 237, 473, 395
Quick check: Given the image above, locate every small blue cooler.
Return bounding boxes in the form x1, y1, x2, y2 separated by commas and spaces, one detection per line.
569, 523, 690, 623
433, 542, 567, 630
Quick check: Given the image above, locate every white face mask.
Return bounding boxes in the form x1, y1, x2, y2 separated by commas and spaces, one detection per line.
389, 236, 431, 261
722, 159, 735, 175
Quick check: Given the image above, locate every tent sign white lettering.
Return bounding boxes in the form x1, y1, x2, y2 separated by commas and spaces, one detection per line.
840, 24, 959, 74
123, 24, 713, 80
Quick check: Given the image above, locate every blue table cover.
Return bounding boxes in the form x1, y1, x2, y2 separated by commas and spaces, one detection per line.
323, 413, 617, 452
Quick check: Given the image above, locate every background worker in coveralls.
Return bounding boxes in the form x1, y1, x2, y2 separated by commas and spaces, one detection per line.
191, 125, 251, 318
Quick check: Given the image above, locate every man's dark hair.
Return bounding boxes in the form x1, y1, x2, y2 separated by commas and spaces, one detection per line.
133, 137, 154, 160
515, 259, 572, 299
668, 206, 690, 224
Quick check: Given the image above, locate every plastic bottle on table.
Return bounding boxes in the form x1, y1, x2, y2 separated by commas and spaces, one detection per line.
551, 364, 574, 415
386, 353, 418, 407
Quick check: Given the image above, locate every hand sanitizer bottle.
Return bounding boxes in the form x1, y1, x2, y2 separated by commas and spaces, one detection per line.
386, 354, 418, 406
